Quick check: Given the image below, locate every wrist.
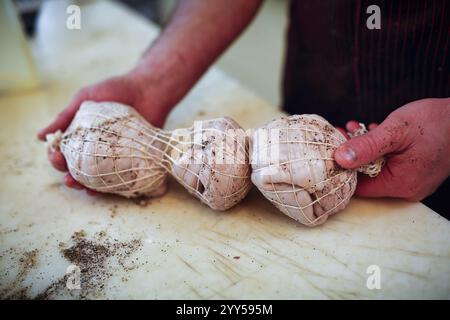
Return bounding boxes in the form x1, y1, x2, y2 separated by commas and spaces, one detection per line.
127, 49, 190, 112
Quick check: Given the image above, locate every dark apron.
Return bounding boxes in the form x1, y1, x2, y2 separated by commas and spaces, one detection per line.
283, 0, 449, 217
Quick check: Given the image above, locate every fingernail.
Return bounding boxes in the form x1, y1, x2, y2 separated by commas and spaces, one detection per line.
340, 147, 357, 163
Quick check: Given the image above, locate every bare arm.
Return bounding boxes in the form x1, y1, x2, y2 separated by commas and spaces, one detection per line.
38, 0, 261, 140
39, 0, 262, 191
131, 0, 263, 114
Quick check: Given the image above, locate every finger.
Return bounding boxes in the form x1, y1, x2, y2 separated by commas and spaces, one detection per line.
368, 123, 378, 130
64, 173, 85, 190
49, 150, 68, 172
334, 119, 406, 169
38, 94, 86, 141
345, 120, 361, 133
354, 171, 394, 198
336, 127, 350, 140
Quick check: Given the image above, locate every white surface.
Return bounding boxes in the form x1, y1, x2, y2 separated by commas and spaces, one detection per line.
0, 0, 449, 299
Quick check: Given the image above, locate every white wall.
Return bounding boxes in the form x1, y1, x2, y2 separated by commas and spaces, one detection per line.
216, 0, 288, 108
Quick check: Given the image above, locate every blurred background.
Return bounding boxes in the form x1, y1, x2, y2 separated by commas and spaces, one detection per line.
11, 0, 288, 106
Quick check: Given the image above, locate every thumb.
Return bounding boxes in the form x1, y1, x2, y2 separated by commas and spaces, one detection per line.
334, 120, 405, 169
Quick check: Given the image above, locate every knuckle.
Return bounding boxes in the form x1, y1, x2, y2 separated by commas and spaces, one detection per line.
360, 133, 381, 158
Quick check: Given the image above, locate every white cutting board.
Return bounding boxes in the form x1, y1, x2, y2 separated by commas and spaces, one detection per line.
0, 0, 449, 299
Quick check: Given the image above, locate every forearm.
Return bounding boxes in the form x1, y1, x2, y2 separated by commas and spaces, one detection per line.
130, 0, 262, 112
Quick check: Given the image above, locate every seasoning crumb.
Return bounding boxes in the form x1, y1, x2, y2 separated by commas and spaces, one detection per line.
0, 249, 39, 299
72, 230, 86, 240
109, 204, 119, 218
58, 242, 67, 249
35, 231, 142, 300
133, 197, 151, 207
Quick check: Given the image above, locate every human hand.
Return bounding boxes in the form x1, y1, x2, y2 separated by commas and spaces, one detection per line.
38, 71, 172, 192
334, 98, 450, 201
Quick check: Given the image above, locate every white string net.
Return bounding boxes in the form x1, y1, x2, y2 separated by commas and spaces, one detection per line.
169, 118, 252, 210
47, 101, 382, 223
49, 101, 252, 211
251, 114, 384, 227
348, 123, 386, 178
